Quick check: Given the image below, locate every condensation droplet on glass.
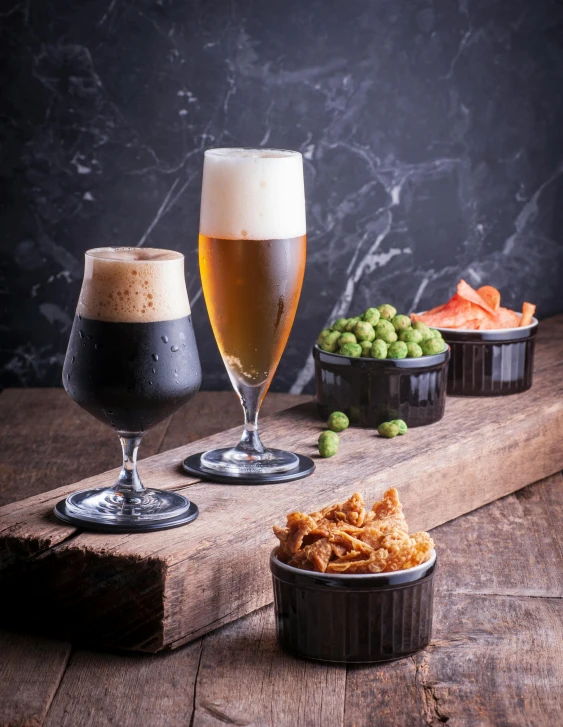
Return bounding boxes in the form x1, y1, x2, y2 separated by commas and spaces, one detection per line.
171, 345, 179, 352
161, 335, 168, 343
152, 354, 159, 362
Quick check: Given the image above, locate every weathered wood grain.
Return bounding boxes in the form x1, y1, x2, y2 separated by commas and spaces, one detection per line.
0, 389, 307, 507
42, 643, 203, 727
0, 390, 308, 727
1, 391, 562, 727
0, 630, 70, 727
343, 473, 563, 727
191, 607, 346, 727
0, 316, 562, 653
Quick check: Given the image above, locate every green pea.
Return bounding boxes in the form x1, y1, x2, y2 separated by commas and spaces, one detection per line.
387, 341, 408, 359
332, 318, 349, 332
390, 419, 408, 435
378, 422, 400, 438
370, 339, 388, 359
327, 411, 350, 432
406, 342, 423, 358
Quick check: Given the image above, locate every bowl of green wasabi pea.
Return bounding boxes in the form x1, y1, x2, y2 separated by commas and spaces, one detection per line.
313, 305, 450, 428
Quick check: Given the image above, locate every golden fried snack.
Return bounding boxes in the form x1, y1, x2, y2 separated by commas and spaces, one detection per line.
273, 489, 434, 574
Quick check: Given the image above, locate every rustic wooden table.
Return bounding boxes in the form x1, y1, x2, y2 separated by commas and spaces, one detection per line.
0, 389, 561, 727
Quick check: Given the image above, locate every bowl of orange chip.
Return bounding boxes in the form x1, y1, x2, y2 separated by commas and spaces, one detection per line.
271, 489, 436, 663
413, 280, 538, 396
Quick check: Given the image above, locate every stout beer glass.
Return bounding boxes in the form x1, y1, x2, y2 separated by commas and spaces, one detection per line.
199, 148, 306, 475
58, 248, 202, 531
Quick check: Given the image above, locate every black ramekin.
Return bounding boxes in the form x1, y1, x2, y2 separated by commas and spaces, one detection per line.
271, 548, 436, 663
437, 317, 538, 396
313, 344, 449, 428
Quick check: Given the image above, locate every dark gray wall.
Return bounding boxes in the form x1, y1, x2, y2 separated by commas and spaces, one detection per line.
2, 0, 562, 393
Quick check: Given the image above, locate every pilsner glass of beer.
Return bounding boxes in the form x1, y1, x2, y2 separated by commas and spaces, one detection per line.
58, 248, 202, 531
199, 148, 306, 475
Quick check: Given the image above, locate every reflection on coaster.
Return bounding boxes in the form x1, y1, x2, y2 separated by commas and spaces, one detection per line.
183, 453, 315, 485
54, 499, 199, 533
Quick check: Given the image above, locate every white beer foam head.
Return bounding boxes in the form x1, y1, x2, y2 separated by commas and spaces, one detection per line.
200, 148, 306, 240
77, 248, 191, 323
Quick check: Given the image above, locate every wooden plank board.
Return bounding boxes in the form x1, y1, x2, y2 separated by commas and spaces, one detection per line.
0, 630, 71, 727
0, 389, 308, 507
1, 396, 562, 727
40, 475, 563, 727
0, 315, 562, 653
0, 390, 308, 727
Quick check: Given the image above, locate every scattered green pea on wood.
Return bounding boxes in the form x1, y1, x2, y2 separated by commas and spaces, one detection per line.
318, 430, 339, 457
377, 421, 400, 438
327, 411, 350, 432
390, 419, 408, 435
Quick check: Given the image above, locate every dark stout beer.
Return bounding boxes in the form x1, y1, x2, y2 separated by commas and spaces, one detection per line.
64, 314, 200, 433
63, 247, 201, 434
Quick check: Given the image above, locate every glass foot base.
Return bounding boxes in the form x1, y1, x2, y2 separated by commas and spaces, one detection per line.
199, 446, 299, 475
183, 452, 315, 485
54, 486, 198, 533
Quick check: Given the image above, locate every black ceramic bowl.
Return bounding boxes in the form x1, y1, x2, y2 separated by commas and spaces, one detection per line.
271, 548, 436, 663
436, 317, 538, 396
313, 344, 449, 428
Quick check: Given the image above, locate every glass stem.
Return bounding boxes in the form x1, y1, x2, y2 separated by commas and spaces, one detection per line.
115, 434, 145, 493
236, 384, 266, 454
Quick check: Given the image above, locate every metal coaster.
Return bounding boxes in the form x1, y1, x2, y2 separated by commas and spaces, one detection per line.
182, 453, 315, 485
53, 499, 199, 533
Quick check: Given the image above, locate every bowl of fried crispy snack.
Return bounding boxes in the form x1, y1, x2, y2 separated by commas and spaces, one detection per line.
270, 488, 436, 663
413, 280, 538, 396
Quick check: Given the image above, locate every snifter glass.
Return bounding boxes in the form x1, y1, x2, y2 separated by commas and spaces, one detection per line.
56, 247, 202, 532
198, 148, 306, 476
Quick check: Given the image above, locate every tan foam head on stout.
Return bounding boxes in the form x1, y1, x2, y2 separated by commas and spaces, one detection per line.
200, 148, 306, 241
77, 248, 191, 323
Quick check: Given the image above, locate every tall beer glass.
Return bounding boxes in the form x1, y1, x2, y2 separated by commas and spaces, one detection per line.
58, 248, 202, 531
199, 148, 306, 475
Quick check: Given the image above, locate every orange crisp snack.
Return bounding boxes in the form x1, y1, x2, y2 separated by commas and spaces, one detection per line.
412, 280, 535, 330
273, 489, 434, 574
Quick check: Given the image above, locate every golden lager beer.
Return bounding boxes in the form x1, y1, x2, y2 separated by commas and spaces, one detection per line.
198, 148, 307, 475
199, 233, 306, 389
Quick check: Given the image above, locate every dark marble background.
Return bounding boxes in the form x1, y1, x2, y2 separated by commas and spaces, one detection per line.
2, 0, 562, 393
